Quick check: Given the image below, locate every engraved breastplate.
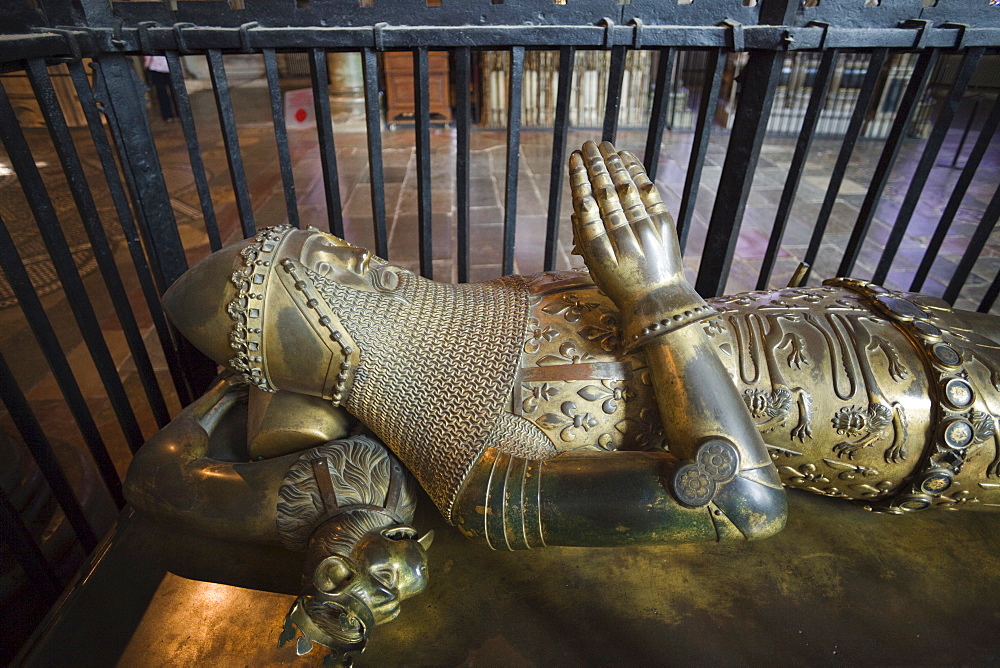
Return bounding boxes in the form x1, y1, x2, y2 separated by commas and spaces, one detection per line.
709, 281, 1000, 512
512, 272, 665, 454
514, 274, 1000, 512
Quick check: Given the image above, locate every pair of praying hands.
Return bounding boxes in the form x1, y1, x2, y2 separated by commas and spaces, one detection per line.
569, 141, 707, 350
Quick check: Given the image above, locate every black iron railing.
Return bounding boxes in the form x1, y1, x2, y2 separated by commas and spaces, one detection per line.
0, 0, 998, 657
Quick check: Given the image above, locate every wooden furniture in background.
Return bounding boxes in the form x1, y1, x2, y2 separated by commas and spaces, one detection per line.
382, 51, 452, 129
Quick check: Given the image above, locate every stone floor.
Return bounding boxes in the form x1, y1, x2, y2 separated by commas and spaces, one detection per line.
1, 74, 998, 659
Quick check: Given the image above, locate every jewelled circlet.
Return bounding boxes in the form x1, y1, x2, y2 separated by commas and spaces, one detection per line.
227, 226, 291, 392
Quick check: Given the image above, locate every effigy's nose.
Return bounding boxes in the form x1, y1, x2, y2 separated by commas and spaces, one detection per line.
162, 242, 245, 367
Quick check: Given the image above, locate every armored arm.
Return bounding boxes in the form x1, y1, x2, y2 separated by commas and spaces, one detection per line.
570, 141, 785, 539
454, 143, 785, 547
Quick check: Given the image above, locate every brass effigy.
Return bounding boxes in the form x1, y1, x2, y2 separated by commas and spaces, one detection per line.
125, 141, 1000, 663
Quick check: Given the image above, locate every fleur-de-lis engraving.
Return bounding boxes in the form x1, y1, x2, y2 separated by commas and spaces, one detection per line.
579, 312, 620, 352
577, 380, 630, 414
615, 407, 667, 451
521, 382, 559, 414
538, 401, 600, 442
703, 318, 726, 337
537, 342, 596, 366
524, 317, 559, 353
541, 293, 601, 323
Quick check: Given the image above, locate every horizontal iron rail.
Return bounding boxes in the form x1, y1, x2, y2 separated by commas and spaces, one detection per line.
4, 24, 1000, 64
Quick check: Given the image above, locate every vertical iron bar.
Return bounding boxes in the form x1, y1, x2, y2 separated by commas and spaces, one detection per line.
0, 81, 145, 454
0, 351, 99, 553
544, 46, 575, 272
0, 487, 62, 599
979, 269, 1000, 313
873, 48, 985, 285
94, 54, 188, 291
677, 48, 725, 253
643, 48, 675, 182
454, 46, 472, 281
601, 45, 627, 145
414, 47, 434, 279
756, 48, 839, 290
263, 48, 300, 229
502, 46, 525, 275
951, 95, 980, 168
667, 51, 682, 132
802, 49, 889, 278
0, 215, 124, 509
26, 59, 170, 432
68, 60, 180, 426
837, 49, 939, 278
694, 49, 788, 298
362, 47, 388, 259
943, 181, 1000, 305
207, 49, 256, 238
165, 51, 222, 251
912, 91, 1000, 291
310, 48, 344, 238
96, 61, 215, 407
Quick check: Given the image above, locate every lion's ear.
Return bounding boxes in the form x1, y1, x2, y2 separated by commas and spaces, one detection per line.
313, 555, 357, 594
417, 530, 434, 551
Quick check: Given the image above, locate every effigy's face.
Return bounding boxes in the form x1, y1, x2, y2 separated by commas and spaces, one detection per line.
298, 231, 403, 296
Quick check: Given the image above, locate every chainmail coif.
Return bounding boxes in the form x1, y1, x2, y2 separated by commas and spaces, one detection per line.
307, 267, 531, 521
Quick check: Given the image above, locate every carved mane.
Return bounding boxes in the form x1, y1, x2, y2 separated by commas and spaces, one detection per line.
276, 435, 418, 551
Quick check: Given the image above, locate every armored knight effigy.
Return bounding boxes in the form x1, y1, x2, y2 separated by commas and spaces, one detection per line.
125, 141, 1000, 664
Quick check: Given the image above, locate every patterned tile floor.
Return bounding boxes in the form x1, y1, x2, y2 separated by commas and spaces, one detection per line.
0, 77, 998, 539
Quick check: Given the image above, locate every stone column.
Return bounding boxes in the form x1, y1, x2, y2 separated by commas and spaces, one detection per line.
324, 52, 367, 127
326, 52, 364, 100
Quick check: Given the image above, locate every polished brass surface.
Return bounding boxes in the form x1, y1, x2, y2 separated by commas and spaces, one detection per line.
126, 140, 1000, 663
124, 378, 430, 664
247, 387, 352, 460
19, 494, 1000, 666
